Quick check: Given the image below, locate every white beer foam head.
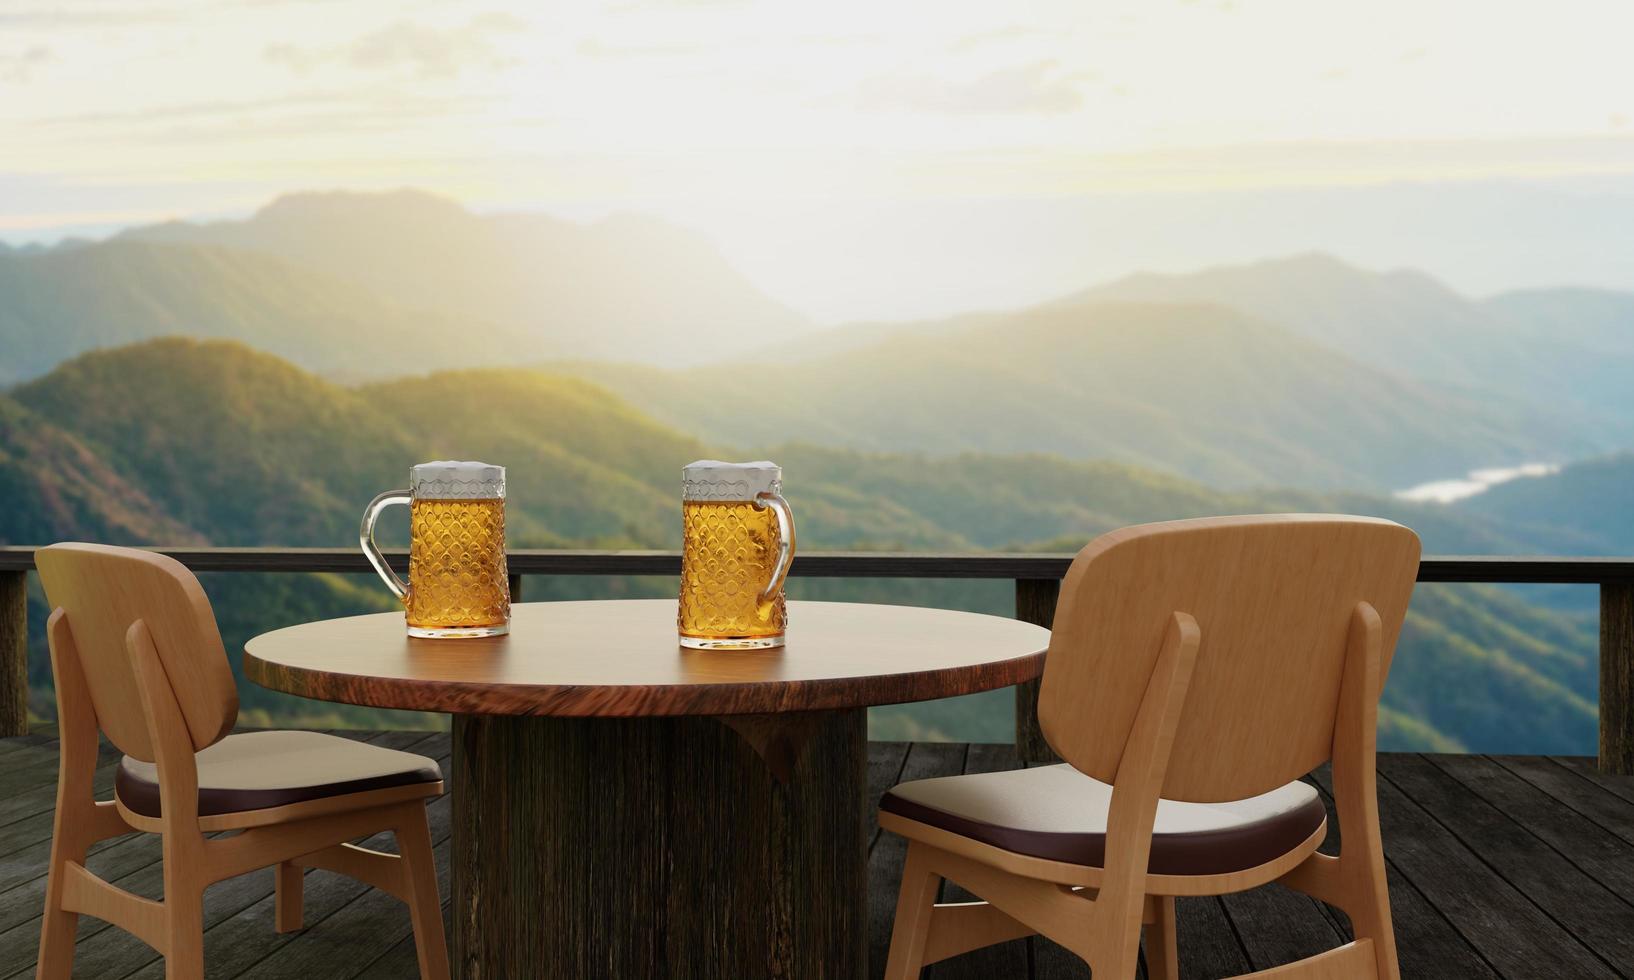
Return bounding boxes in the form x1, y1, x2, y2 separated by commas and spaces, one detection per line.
411, 460, 506, 499
682, 460, 782, 501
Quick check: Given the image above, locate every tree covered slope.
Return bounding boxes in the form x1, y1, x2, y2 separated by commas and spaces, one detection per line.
0, 339, 1604, 751
552, 300, 1593, 491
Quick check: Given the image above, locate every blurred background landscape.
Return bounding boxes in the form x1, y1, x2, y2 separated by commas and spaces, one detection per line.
4, 0, 1633, 750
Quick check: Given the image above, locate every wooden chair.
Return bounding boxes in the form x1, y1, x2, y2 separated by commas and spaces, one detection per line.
879, 514, 1420, 979
33, 543, 450, 980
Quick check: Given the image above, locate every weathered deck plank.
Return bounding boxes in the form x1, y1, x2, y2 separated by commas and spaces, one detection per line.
1370, 757, 1618, 979
1499, 755, 1634, 846
0, 735, 1629, 979
1410, 753, 1634, 971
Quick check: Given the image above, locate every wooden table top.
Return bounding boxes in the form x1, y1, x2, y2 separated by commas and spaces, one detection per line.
244, 599, 1048, 717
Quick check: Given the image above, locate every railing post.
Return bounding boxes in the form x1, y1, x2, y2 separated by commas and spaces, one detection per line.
509, 573, 524, 604
1602, 582, 1634, 775
1, 570, 26, 737
1014, 577, 1060, 764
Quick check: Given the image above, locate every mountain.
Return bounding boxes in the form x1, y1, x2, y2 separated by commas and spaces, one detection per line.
1, 338, 1607, 752
9, 338, 719, 551
1073, 253, 1634, 426
1460, 451, 1634, 555
552, 300, 1597, 492
1482, 287, 1634, 421
120, 189, 813, 367
11, 338, 415, 544
1076, 253, 1515, 385
0, 394, 201, 544
748, 310, 1012, 364
0, 238, 523, 384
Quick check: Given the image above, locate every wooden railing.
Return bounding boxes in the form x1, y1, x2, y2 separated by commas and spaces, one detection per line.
2, 547, 1632, 773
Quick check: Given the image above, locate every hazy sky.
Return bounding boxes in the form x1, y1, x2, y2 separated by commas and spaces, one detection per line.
6, 0, 1634, 320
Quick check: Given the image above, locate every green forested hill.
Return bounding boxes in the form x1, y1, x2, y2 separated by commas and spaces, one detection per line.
551, 300, 1594, 492
0, 339, 1604, 752
1461, 451, 1634, 554
0, 394, 202, 544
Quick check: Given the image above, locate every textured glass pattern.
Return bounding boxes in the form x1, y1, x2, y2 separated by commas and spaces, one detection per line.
679, 500, 786, 642
406, 498, 511, 630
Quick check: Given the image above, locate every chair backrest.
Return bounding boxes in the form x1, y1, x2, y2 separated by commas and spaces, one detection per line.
35, 543, 238, 762
1038, 514, 1419, 803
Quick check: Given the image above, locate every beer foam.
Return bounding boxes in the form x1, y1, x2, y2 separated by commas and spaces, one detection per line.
682, 459, 782, 501
411, 460, 506, 499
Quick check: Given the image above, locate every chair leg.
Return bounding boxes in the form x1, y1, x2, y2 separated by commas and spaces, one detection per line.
275, 861, 305, 933
36, 836, 87, 979
1344, 860, 1400, 980
1365, 916, 1401, 980
882, 841, 942, 980
396, 802, 450, 980
1143, 895, 1179, 980
163, 881, 206, 980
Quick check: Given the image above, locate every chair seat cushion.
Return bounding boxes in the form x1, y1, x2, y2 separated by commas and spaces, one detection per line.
116, 730, 443, 819
880, 763, 1326, 876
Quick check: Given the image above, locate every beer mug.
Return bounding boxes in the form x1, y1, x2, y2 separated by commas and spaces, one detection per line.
360, 461, 511, 638
678, 460, 796, 649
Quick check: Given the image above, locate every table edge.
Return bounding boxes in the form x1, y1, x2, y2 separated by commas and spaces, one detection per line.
242, 646, 1047, 718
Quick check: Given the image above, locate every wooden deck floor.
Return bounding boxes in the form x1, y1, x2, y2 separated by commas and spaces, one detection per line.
2, 731, 1632, 979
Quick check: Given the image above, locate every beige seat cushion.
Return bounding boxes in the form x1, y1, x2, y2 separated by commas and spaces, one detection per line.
116, 730, 442, 819
881, 763, 1326, 876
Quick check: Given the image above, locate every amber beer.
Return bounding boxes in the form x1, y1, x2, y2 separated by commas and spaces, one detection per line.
678, 460, 796, 649
361, 461, 511, 638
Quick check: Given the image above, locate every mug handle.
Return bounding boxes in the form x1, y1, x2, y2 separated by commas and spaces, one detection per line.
360, 489, 412, 604
753, 491, 796, 603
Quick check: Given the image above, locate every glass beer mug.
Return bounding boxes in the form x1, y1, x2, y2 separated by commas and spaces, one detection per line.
678, 460, 796, 649
360, 461, 511, 638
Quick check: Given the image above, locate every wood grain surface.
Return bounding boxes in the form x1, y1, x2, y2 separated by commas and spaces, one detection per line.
3, 545, 1630, 585
451, 710, 867, 979
1040, 515, 1419, 803
1601, 582, 1634, 775
1012, 577, 1061, 765
35, 544, 239, 759
245, 600, 1047, 717
0, 571, 25, 738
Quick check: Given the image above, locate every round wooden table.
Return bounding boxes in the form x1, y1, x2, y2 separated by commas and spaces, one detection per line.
245, 599, 1047, 979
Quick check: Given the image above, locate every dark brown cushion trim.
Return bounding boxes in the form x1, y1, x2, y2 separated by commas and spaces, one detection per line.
880, 790, 1327, 877
115, 759, 441, 819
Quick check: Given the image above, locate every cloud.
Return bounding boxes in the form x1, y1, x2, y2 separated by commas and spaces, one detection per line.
29, 88, 483, 150
860, 61, 1083, 115
577, 36, 719, 58
0, 45, 53, 83
948, 26, 1038, 53
265, 12, 527, 79
0, 6, 177, 27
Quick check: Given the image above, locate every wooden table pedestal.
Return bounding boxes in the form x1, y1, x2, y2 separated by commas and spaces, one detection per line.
451, 711, 867, 979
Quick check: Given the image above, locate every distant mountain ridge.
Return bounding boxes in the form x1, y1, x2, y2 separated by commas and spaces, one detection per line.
119, 189, 814, 368
554, 299, 1598, 492
1074, 253, 1634, 425
0, 238, 523, 384
0, 189, 817, 384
